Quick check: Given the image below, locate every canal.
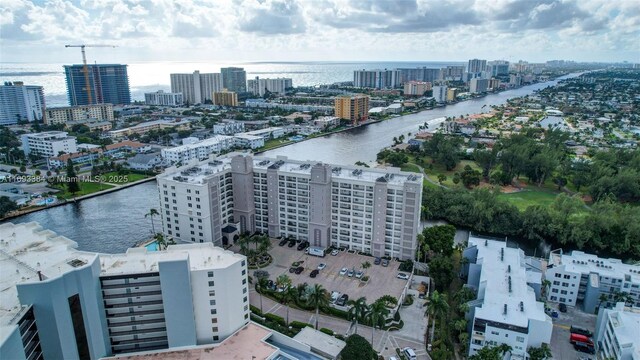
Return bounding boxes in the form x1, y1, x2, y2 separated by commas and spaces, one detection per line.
7, 75, 576, 253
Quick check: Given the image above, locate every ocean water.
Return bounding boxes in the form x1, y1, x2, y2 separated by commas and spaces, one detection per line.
0, 61, 463, 107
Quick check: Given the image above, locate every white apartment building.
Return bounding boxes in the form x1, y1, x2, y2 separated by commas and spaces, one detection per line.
546, 250, 640, 313
45, 103, 114, 125
470, 78, 490, 94
0, 81, 45, 125
0, 221, 249, 360
21, 131, 77, 157
247, 77, 293, 96
170, 71, 222, 105
161, 135, 236, 164
314, 116, 340, 129
432, 85, 448, 103
213, 120, 245, 135
144, 90, 184, 106
233, 134, 264, 149
594, 302, 640, 360
403, 81, 432, 96
463, 236, 552, 360
240, 126, 285, 140
354, 69, 401, 89
157, 154, 423, 259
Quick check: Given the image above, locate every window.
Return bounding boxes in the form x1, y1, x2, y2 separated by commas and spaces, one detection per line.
212, 327, 218, 332
208, 271, 214, 278
243, 296, 248, 302
516, 336, 524, 343
244, 305, 248, 311
491, 331, 499, 335
555, 273, 561, 278
213, 336, 219, 341
211, 318, 218, 324
243, 288, 247, 294
209, 290, 215, 296
209, 281, 215, 287
244, 313, 249, 319
242, 269, 246, 276
242, 279, 246, 285
210, 309, 217, 315
210, 300, 216, 306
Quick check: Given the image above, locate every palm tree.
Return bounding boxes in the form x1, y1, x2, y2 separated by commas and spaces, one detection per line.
276, 274, 291, 293
426, 290, 449, 344
257, 277, 269, 314
281, 287, 297, 326
153, 233, 167, 250
541, 279, 551, 299
361, 261, 371, 274
307, 284, 329, 330
368, 300, 390, 345
599, 293, 609, 310
347, 296, 368, 334
145, 208, 159, 234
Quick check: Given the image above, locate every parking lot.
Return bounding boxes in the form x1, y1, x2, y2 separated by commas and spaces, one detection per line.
261, 239, 410, 304
548, 303, 597, 360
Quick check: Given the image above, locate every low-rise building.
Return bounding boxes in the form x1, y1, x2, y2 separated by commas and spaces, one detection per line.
314, 116, 340, 129
144, 90, 184, 106
0, 222, 249, 359
594, 302, 640, 360
108, 119, 192, 139
233, 134, 265, 149
45, 103, 114, 125
21, 131, 77, 158
161, 135, 236, 163
47, 141, 148, 168
240, 127, 285, 140
284, 112, 313, 122
546, 250, 640, 312
65, 119, 112, 132
213, 120, 245, 135
126, 152, 164, 171
463, 236, 552, 359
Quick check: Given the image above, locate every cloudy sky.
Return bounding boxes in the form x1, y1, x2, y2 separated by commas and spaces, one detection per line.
1, 0, 639, 63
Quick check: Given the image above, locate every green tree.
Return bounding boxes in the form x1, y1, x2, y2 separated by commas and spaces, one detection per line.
281, 287, 297, 326
0, 196, 18, 218
420, 224, 456, 256
340, 334, 375, 360
256, 276, 269, 314
367, 300, 390, 344
428, 254, 454, 292
426, 290, 449, 344
65, 159, 80, 195
437, 174, 447, 184
145, 208, 159, 234
307, 284, 329, 329
460, 165, 482, 188
528, 344, 552, 360
276, 274, 291, 293
347, 296, 368, 334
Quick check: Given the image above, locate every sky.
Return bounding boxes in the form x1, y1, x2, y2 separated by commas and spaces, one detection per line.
1, 0, 639, 64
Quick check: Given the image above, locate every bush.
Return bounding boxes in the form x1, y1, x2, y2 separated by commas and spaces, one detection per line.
394, 311, 401, 321
290, 321, 313, 329
399, 260, 414, 272
250, 305, 262, 316
335, 334, 346, 341
322, 306, 350, 320
319, 328, 334, 336
264, 313, 286, 327
341, 334, 376, 360
361, 275, 370, 282
402, 294, 414, 306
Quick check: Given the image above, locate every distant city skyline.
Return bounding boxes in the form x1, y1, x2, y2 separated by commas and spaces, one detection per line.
1, 0, 638, 64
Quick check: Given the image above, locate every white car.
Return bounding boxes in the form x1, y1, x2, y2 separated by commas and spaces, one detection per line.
339, 267, 348, 276
355, 270, 364, 279
317, 263, 327, 270
397, 273, 410, 280
331, 249, 339, 256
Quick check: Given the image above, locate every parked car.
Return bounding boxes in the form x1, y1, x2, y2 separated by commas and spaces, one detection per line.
574, 342, 595, 354
330, 291, 341, 303
289, 267, 296, 273
294, 266, 304, 274
347, 269, 355, 277
310, 269, 319, 278
331, 249, 339, 256
339, 268, 348, 276
355, 270, 364, 279
374, 257, 381, 265
297, 241, 309, 251
570, 326, 593, 337
381, 259, 389, 267
288, 240, 297, 247
279, 238, 289, 246
402, 347, 417, 360
397, 273, 410, 280
570, 333, 593, 345
336, 294, 349, 306
317, 263, 326, 270
559, 303, 567, 312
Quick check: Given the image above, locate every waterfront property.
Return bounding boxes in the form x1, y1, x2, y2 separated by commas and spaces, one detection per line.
463, 236, 552, 360
21, 131, 77, 158
0, 221, 249, 359
546, 250, 640, 313
64, 64, 131, 106
334, 94, 370, 125
44, 103, 114, 125
157, 153, 423, 260
594, 302, 640, 360
0, 81, 46, 125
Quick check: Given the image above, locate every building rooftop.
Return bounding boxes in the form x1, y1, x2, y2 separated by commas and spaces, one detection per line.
470, 236, 549, 329
104, 323, 281, 360
550, 250, 640, 283
23, 131, 72, 139
162, 135, 235, 153
0, 222, 97, 345
293, 327, 346, 359
157, 158, 233, 184
605, 303, 640, 359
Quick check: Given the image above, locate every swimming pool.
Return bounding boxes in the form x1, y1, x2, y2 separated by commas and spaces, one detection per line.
144, 241, 159, 251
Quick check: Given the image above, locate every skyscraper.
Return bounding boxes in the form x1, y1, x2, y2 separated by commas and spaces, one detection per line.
467, 59, 487, 79
221, 67, 247, 92
170, 71, 222, 105
64, 64, 131, 106
0, 81, 46, 125
353, 69, 400, 89
247, 77, 293, 96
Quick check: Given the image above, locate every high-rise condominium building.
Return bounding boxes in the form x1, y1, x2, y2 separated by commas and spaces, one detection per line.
221, 67, 247, 93
440, 65, 465, 81
489, 60, 510, 77
353, 69, 401, 89
463, 236, 553, 359
213, 91, 238, 107
397, 67, 440, 84
144, 90, 184, 106
157, 154, 423, 260
432, 85, 448, 103
64, 64, 131, 106
546, 250, 640, 313
247, 77, 293, 97
0, 221, 249, 360
467, 59, 487, 78
0, 82, 46, 125
21, 131, 77, 157
403, 81, 432, 96
45, 103, 114, 125
170, 71, 222, 105
469, 78, 490, 94
334, 94, 369, 125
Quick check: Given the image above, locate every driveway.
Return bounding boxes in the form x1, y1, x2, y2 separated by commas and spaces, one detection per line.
548, 304, 597, 359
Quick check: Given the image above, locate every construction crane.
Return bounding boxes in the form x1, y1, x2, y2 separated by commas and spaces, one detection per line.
65, 44, 117, 105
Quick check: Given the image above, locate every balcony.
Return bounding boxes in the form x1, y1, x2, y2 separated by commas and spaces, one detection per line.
101, 281, 161, 290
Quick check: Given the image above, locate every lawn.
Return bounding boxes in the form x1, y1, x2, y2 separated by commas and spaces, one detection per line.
52, 181, 115, 200
400, 163, 421, 173
496, 190, 560, 211
100, 171, 150, 184
259, 138, 294, 151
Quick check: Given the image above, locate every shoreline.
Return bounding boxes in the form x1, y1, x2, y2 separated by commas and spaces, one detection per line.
2, 176, 157, 221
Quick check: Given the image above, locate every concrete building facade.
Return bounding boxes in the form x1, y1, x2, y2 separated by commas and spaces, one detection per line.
144, 90, 184, 106
432, 85, 448, 103
157, 154, 423, 259
220, 67, 247, 93
334, 94, 370, 125
546, 250, 640, 313
403, 81, 432, 96
213, 121, 245, 135
353, 69, 401, 89
21, 131, 77, 157
170, 71, 222, 105
463, 236, 552, 360
470, 78, 490, 94
0, 222, 249, 360
45, 103, 114, 125
212, 91, 238, 107
0, 82, 46, 125
64, 64, 131, 106
247, 77, 293, 96
594, 302, 640, 360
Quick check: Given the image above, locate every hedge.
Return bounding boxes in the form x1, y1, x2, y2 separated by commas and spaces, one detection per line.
264, 313, 286, 327
290, 321, 313, 329
319, 328, 334, 336
322, 306, 350, 320
250, 305, 262, 316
